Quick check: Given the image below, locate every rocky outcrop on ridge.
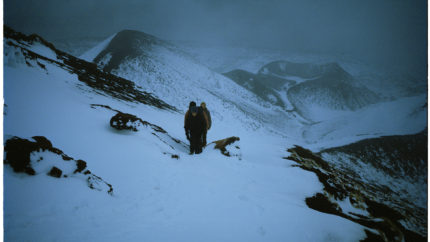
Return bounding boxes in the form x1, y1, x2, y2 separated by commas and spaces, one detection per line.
4, 25, 177, 111
4, 136, 113, 195
284, 132, 427, 241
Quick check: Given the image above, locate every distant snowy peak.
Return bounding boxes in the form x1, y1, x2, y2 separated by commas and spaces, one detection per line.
287, 73, 381, 119
90, 30, 174, 73
223, 69, 295, 109
224, 60, 380, 118
286, 62, 381, 120
80, 28, 300, 134
224, 61, 380, 121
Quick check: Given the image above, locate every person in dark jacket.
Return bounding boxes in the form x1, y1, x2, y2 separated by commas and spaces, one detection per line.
200, 102, 211, 146
184, 101, 207, 154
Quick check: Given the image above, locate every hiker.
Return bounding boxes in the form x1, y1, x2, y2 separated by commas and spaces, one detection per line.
184, 101, 207, 154
200, 102, 211, 146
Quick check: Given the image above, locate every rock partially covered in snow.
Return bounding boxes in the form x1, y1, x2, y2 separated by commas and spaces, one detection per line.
285, 145, 426, 241
109, 111, 167, 134
110, 112, 143, 131
209, 136, 241, 158
4, 136, 113, 195
102, 106, 188, 158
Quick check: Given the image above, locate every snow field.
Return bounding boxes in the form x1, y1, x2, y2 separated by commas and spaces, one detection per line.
4, 45, 368, 241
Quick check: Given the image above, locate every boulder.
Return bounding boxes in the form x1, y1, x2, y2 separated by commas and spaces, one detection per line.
212, 136, 241, 157
110, 112, 142, 131
48, 166, 62, 178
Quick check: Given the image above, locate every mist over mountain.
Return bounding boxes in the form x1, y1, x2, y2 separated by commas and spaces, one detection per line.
5, 0, 427, 78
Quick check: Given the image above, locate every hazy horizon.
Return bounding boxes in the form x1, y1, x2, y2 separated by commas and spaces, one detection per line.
4, 0, 427, 76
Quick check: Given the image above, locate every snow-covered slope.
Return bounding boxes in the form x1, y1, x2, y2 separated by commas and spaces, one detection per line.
80, 30, 303, 138
225, 60, 381, 122
4, 26, 427, 241
179, 42, 427, 100
223, 69, 296, 109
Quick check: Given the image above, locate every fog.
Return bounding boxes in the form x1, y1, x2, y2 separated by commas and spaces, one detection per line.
4, 0, 427, 75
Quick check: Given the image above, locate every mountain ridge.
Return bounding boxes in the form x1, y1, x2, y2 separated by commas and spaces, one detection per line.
224, 59, 381, 121
4, 25, 177, 111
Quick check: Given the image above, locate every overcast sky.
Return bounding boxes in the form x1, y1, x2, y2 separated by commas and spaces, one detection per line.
4, 0, 427, 74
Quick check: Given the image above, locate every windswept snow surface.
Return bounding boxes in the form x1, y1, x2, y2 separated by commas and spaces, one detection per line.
303, 94, 427, 150
3, 32, 371, 241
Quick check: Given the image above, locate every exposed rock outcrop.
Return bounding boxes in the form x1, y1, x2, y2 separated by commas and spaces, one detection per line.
94, 105, 187, 158
4, 136, 113, 195
110, 112, 144, 131
211, 136, 241, 158
4, 26, 177, 111
285, 144, 426, 242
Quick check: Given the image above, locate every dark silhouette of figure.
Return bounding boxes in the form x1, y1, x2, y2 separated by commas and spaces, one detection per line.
184, 101, 207, 154
200, 102, 211, 146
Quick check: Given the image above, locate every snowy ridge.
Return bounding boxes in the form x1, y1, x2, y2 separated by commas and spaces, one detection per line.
83, 30, 304, 137
4, 26, 176, 111
224, 59, 381, 122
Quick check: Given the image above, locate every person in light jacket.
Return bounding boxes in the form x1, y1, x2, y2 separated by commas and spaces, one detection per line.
200, 102, 211, 146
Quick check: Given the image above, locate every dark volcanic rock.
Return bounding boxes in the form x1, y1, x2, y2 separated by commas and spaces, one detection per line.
99, 106, 188, 155
4, 25, 177, 112
4, 136, 113, 195
74, 160, 87, 173
48, 166, 63, 178
32, 136, 53, 149
109, 111, 167, 134
306, 193, 342, 215
212, 136, 241, 157
320, 130, 427, 179
110, 112, 143, 131
4, 137, 40, 174
285, 143, 427, 241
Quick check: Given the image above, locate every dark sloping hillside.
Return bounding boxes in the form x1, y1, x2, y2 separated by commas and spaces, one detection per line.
287, 72, 380, 113
274, 61, 381, 114
303, 130, 426, 238
223, 69, 295, 108
320, 130, 427, 180
93, 30, 170, 73
285, 131, 428, 241
223, 60, 380, 116
4, 26, 177, 111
